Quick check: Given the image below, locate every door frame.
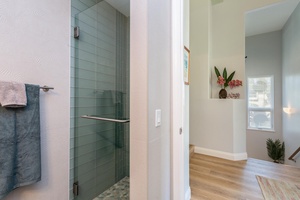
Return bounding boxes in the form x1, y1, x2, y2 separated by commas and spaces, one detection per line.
171, 0, 185, 199
130, 0, 186, 199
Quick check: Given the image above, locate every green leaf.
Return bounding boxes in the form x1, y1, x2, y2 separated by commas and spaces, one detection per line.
214, 66, 221, 77
223, 68, 227, 80
227, 71, 235, 82
225, 71, 236, 87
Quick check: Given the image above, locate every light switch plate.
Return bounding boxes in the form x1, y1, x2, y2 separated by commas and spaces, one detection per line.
155, 109, 161, 127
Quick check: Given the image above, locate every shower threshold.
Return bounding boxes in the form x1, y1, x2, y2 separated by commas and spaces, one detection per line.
93, 176, 130, 200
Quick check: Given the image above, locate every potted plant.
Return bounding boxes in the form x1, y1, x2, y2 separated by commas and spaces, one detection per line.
214, 66, 242, 99
266, 138, 285, 164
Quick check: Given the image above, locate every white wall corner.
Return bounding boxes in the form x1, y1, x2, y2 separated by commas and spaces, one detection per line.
195, 146, 248, 161
185, 187, 191, 200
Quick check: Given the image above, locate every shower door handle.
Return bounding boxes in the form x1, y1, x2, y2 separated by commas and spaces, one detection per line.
81, 115, 130, 123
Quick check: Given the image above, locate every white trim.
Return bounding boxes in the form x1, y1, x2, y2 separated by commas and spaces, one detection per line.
194, 146, 248, 161
185, 187, 191, 200
247, 128, 275, 133
171, 0, 185, 199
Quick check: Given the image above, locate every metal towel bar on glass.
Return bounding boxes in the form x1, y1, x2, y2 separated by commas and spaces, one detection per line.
81, 115, 130, 123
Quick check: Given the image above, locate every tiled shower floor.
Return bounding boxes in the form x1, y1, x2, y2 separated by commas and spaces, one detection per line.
93, 177, 129, 200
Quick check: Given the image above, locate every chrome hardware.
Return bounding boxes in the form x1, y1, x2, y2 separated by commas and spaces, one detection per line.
73, 181, 79, 196
74, 26, 80, 39
40, 85, 54, 92
81, 115, 130, 123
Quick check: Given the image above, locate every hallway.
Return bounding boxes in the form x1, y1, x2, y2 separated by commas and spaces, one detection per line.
190, 153, 300, 199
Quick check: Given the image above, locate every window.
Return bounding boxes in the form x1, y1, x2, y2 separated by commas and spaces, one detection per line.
247, 76, 274, 131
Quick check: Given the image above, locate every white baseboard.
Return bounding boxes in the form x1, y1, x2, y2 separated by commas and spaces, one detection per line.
194, 146, 248, 161
185, 187, 191, 200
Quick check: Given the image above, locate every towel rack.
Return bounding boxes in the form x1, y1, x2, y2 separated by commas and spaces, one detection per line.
40, 85, 54, 92
81, 115, 130, 123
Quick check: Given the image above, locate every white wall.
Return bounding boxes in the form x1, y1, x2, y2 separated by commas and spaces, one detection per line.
130, 0, 172, 199
190, 0, 211, 101
130, 0, 148, 198
210, 0, 285, 99
0, 0, 70, 200
282, 2, 300, 167
191, 99, 246, 160
245, 31, 283, 161
147, 0, 171, 198
183, 0, 190, 198
190, 0, 284, 160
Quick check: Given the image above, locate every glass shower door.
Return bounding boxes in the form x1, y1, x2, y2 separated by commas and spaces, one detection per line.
71, 1, 129, 199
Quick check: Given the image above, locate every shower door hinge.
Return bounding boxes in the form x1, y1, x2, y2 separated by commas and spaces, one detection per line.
73, 181, 79, 196
74, 26, 80, 39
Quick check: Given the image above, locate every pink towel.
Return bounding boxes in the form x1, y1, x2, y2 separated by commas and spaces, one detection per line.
0, 81, 27, 108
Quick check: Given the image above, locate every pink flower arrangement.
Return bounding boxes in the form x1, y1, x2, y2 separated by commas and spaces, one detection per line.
228, 79, 242, 89
217, 76, 225, 86
214, 66, 242, 89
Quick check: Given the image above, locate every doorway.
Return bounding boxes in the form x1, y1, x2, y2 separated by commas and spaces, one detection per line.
71, 0, 130, 199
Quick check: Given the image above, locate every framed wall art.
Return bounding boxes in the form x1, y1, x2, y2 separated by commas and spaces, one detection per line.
183, 46, 190, 85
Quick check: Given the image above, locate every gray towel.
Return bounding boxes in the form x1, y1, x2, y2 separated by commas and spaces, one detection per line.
0, 81, 27, 108
0, 84, 41, 199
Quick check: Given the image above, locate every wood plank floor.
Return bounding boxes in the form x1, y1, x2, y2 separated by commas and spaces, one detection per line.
190, 153, 300, 200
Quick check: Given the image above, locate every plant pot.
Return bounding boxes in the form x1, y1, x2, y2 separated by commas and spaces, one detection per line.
219, 89, 227, 99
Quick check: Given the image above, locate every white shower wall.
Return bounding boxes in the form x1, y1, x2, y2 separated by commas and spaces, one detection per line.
0, 0, 70, 200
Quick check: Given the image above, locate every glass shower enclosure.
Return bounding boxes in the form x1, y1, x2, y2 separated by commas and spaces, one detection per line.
70, 0, 129, 199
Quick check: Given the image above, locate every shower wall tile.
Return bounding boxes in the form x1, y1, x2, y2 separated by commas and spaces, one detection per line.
75, 69, 96, 80
75, 42, 97, 55
97, 48, 115, 60
74, 33, 97, 47
71, 69, 76, 82
96, 65, 116, 75
71, 17, 76, 29
74, 77, 97, 88
70, 106, 75, 118
75, 120, 97, 130
76, 48, 97, 63
72, 1, 91, 14
95, 169, 115, 193
72, 6, 80, 17
71, 0, 129, 199
77, 12, 97, 26
73, 58, 96, 71
96, 40, 115, 52
79, 0, 100, 9
82, 8, 98, 20
76, 21, 97, 37
74, 98, 95, 107
76, 143, 96, 157
70, 120, 75, 132
76, 126, 98, 137
76, 106, 97, 116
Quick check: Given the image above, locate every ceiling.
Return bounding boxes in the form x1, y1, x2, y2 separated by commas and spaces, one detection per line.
102, 0, 299, 36
245, 0, 300, 37
105, 0, 130, 17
